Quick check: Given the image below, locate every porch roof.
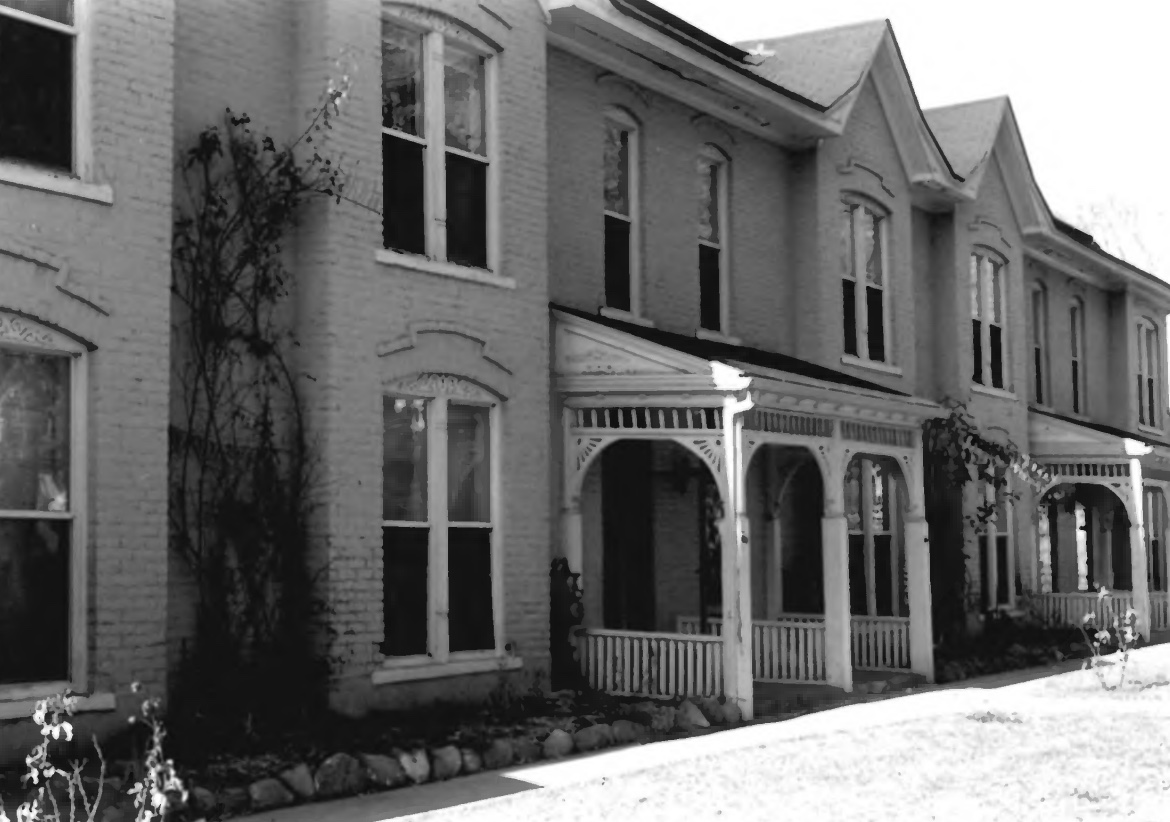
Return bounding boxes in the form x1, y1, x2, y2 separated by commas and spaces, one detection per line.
1029, 406, 1170, 462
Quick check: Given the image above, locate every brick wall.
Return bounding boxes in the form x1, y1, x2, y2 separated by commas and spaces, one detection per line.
0, 0, 175, 764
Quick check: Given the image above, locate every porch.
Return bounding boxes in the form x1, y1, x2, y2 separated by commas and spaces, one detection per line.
554, 306, 941, 718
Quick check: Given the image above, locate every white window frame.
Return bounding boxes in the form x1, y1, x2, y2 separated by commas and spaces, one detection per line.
971, 248, 1010, 392
846, 458, 901, 617
379, 15, 499, 274
1137, 317, 1160, 429
697, 144, 730, 336
601, 107, 642, 320
980, 479, 1016, 612
1070, 297, 1085, 415
1030, 282, 1048, 405
380, 379, 505, 675
841, 196, 892, 364
0, 312, 89, 704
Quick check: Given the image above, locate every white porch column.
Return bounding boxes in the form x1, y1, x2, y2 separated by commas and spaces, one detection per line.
904, 441, 935, 682
821, 442, 852, 693
1128, 455, 1152, 640
721, 394, 755, 718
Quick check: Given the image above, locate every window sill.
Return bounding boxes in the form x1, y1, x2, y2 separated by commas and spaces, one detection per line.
371, 654, 523, 685
599, 307, 654, 327
375, 249, 515, 290
1137, 423, 1163, 437
0, 162, 114, 205
840, 355, 903, 376
696, 328, 742, 345
971, 384, 1017, 401
0, 690, 116, 721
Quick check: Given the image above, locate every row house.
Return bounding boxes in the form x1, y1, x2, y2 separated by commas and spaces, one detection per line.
2, 0, 1169, 756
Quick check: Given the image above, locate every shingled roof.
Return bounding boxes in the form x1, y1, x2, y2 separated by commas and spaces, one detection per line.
735, 21, 889, 109
923, 97, 1008, 178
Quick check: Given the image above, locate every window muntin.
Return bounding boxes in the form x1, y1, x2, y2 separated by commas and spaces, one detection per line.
0, 1, 77, 172
1137, 318, 1159, 427
381, 18, 493, 270
1070, 298, 1085, 414
1030, 284, 1048, 405
971, 250, 1008, 390
697, 147, 728, 333
382, 388, 498, 661
0, 324, 85, 691
603, 111, 638, 314
841, 198, 889, 363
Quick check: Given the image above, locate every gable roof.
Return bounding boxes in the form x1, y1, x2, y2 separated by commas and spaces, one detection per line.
551, 303, 910, 396
923, 97, 1007, 178
737, 21, 888, 109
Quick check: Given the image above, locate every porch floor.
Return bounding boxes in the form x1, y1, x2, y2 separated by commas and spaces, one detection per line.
754, 670, 925, 717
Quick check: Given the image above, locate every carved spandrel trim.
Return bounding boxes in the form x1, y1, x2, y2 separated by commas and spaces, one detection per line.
383, 373, 499, 403
0, 312, 84, 353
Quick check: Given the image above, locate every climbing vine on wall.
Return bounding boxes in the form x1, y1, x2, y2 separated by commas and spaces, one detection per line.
921, 399, 1053, 642
168, 62, 354, 738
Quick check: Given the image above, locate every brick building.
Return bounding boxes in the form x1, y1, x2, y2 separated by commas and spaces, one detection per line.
1, 0, 1169, 755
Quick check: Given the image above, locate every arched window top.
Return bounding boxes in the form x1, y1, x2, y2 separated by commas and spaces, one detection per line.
700, 142, 730, 163
0, 310, 90, 356
973, 244, 1007, 266
841, 189, 890, 216
382, 2, 502, 53
604, 105, 640, 130
383, 372, 501, 405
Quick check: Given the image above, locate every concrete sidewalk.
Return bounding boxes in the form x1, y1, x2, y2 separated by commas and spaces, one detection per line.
231, 652, 1148, 822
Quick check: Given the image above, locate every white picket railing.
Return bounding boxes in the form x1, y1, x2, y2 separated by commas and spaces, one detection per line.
851, 616, 911, 671
1034, 591, 1136, 629
575, 628, 724, 699
1153, 592, 1170, 632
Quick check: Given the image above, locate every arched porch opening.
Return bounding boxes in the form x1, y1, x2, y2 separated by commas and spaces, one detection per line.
1037, 483, 1130, 596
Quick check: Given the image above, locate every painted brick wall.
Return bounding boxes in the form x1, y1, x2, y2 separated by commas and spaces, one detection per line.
0, 0, 176, 764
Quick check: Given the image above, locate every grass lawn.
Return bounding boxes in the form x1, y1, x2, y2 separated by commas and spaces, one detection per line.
414, 648, 1170, 822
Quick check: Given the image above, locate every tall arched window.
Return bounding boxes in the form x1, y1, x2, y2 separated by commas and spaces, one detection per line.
697, 144, 729, 334
1031, 282, 1048, 404
1137, 317, 1160, 427
1070, 298, 1085, 414
603, 108, 640, 315
840, 195, 890, 364
971, 248, 1008, 390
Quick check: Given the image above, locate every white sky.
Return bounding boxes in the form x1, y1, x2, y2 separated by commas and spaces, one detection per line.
653, 0, 1170, 279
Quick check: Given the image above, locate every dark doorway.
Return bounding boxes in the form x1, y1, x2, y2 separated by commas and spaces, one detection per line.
602, 441, 656, 630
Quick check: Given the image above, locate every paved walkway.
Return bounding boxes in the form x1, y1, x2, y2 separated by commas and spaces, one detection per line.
232, 652, 1150, 822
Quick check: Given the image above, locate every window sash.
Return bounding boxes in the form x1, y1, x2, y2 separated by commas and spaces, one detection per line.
972, 253, 1008, 389
842, 202, 889, 362
382, 394, 498, 663
381, 23, 495, 270
1137, 321, 1159, 427
1031, 287, 1047, 404
1070, 302, 1083, 414
603, 113, 639, 313
698, 151, 728, 333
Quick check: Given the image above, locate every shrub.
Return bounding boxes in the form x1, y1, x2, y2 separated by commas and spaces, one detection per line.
1079, 589, 1140, 691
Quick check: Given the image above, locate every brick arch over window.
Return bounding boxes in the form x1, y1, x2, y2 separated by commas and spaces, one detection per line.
839, 192, 891, 365
376, 323, 514, 400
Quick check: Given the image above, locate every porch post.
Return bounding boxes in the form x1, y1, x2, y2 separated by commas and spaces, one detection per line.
904, 438, 935, 682
821, 440, 852, 693
766, 515, 784, 618
721, 393, 755, 719
561, 408, 585, 577
1128, 456, 1152, 640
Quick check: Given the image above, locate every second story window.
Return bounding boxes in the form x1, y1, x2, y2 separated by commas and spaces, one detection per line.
0, 0, 77, 172
840, 197, 889, 364
1137, 318, 1159, 427
1031, 283, 1048, 404
697, 146, 728, 334
382, 18, 493, 269
1070, 298, 1085, 414
971, 249, 1008, 390
603, 110, 639, 314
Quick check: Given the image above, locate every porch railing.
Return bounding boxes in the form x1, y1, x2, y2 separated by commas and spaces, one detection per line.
850, 616, 911, 671
1033, 591, 1136, 629
575, 628, 724, 699
1153, 592, 1170, 632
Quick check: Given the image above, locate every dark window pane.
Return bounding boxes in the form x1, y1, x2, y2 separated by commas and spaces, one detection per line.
865, 286, 885, 362
448, 527, 494, 652
1071, 361, 1080, 413
1, 1, 72, 25
0, 349, 70, 512
383, 134, 425, 255
1138, 374, 1146, 424
874, 534, 893, 616
382, 526, 429, 657
381, 22, 422, 134
446, 152, 487, 268
848, 534, 866, 615
995, 535, 1009, 606
699, 244, 720, 331
0, 14, 72, 171
0, 518, 70, 684
604, 215, 631, 312
978, 534, 990, 610
1148, 378, 1156, 426
972, 320, 983, 384
1034, 349, 1044, 404
842, 280, 857, 356
989, 324, 1003, 388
